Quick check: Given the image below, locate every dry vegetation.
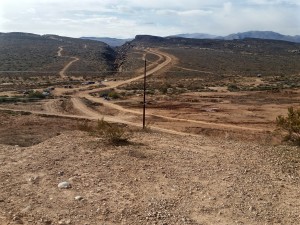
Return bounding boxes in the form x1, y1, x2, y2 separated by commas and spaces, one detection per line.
121, 36, 300, 93
0, 33, 117, 81
0, 33, 67, 76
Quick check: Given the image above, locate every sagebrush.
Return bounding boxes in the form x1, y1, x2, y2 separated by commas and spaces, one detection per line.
276, 107, 300, 145
78, 119, 130, 144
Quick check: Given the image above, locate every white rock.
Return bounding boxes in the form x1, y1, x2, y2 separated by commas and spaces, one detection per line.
75, 196, 83, 201
58, 181, 72, 189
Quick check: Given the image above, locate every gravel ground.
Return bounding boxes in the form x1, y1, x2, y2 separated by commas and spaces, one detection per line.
0, 129, 299, 225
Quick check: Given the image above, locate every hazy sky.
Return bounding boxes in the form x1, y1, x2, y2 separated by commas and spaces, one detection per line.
0, 0, 299, 38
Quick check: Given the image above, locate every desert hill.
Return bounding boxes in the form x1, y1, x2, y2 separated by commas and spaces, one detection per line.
0, 32, 117, 77
116, 34, 300, 94
131, 34, 300, 53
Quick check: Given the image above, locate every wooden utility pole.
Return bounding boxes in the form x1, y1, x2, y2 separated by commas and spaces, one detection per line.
143, 58, 146, 129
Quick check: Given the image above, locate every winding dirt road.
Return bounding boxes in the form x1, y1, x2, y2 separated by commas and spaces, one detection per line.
57, 46, 79, 78
57, 46, 63, 57
59, 57, 79, 79
1, 47, 270, 135
71, 49, 268, 132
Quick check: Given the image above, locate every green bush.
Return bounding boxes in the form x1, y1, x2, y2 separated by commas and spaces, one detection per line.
276, 107, 300, 145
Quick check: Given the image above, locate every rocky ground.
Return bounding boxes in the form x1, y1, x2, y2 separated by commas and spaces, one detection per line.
0, 122, 299, 225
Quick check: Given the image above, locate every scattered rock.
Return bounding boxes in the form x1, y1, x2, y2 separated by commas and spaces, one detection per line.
29, 176, 39, 184
75, 196, 83, 201
21, 205, 32, 213
58, 171, 64, 176
58, 181, 72, 189
12, 215, 23, 224
58, 219, 71, 225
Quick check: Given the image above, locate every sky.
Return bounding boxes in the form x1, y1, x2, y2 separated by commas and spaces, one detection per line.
0, 0, 299, 38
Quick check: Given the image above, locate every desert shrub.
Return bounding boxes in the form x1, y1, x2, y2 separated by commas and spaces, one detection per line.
159, 83, 172, 94
28, 91, 45, 99
77, 120, 93, 132
227, 84, 240, 92
276, 107, 300, 145
0, 96, 14, 103
99, 90, 120, 99
108, 91, 120, 99
78, 119, 130, 144
95, 119, 129, 144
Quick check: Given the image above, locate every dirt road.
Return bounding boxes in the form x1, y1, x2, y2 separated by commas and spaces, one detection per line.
59, 57, 79, 79
57, 46, 79, 78
71, 49, 267, 132
0, 48, 270, 134
57, 46, 63, 57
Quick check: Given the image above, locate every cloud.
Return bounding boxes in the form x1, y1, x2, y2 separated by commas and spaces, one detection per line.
0, 0, 299, 37
178, 10, 213, 16
223, 2, 233, 15
246, 0, 300, 5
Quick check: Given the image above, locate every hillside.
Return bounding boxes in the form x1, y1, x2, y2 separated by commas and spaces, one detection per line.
0, 33, 66, 76
0, 32, 117, 77
132, 35, 300, 53
118, 35, 300, 93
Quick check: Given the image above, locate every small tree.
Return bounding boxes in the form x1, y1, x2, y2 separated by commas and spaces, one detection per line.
276, 107, 300, 145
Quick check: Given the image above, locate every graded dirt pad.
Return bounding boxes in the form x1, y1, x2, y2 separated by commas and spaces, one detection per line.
117, 89, 300, 133
0, 128, 299, 225
0, 110, 78, 147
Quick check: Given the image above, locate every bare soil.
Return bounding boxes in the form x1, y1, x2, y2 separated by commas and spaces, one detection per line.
0, 118, 299, 224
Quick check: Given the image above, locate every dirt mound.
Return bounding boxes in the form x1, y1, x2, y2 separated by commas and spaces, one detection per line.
0, 129, 299, 225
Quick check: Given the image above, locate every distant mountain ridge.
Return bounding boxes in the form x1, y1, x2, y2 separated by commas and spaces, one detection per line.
171, 31, 300, 43
81, 37, 132, 47
167, 33, 218, 39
